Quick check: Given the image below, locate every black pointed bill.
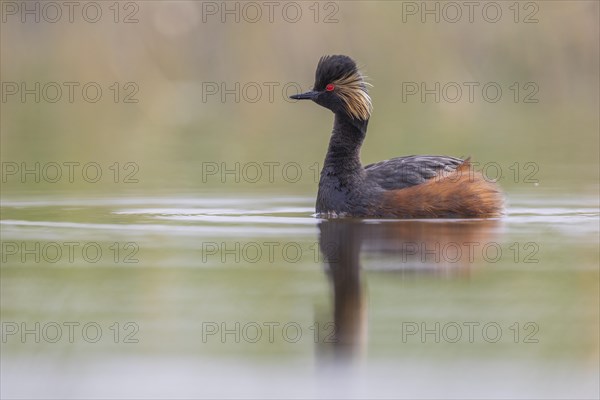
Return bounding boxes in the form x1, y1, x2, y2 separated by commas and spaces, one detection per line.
290, 90, 318, 100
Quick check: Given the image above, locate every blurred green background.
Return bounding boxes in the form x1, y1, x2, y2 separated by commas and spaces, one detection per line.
1, 1, 598, 196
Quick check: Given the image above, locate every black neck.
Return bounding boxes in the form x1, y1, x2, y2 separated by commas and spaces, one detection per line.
323, 112, 369, 171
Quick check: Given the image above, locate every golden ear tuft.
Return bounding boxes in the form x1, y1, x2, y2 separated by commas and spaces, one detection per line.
333, 72, 373, 120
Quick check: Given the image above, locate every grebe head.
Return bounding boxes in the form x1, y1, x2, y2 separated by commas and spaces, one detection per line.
290, 55, 372, 121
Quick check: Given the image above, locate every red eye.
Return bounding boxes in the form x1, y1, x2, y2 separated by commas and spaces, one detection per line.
326, 84, 335, 92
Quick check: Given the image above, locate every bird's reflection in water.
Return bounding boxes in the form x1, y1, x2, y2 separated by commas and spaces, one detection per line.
317, 218, 501, 362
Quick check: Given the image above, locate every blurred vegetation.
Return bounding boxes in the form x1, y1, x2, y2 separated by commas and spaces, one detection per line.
1, 1, 598, 196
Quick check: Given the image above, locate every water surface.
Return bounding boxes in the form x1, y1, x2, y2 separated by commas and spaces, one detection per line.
1, 193, 598, 398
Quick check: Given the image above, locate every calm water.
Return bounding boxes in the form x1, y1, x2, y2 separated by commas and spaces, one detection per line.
1, 193, 598, 399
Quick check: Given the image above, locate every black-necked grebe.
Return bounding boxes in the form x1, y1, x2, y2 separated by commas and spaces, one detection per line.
290, 55, 503, 218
